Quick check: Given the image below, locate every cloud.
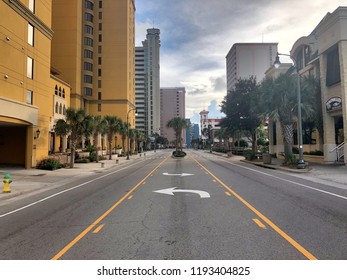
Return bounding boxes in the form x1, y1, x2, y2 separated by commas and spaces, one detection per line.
135, 0, 345, 121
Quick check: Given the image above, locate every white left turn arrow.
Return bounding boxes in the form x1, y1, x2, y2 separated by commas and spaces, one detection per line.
154, 188, 210, 198
162, 172, 194, 177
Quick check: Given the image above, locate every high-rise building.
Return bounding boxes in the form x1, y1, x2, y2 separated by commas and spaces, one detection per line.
0, 0, 135, 168
160, 87, 186, 145
135, 28, 160, 137
226, 43, 278, 91
52, 0, 136, 124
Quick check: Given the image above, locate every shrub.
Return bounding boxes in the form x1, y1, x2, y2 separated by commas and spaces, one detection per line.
75, 158, 90, 163
37, 158, 61, 170
172, 151, 186, 157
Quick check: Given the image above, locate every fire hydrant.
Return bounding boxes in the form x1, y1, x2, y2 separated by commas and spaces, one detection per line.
2, 173, 12, 193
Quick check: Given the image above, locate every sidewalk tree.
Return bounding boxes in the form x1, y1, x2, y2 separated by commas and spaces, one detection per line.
104, 115, 121, 160
54, 108, 90, 168
259, 72, 298, 163
167, 117, 187, 152
119, 121, 129, 154
220, 76, 262, 153
90, 115, 106, 162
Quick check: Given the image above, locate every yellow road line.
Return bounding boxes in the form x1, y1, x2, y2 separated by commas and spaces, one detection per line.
51, 156, 168, 260
192, 157, 318, 260
128, 195, 133, 200
253, 218, 266, 229
225, 192, 232, 196
92, 224, 105, 234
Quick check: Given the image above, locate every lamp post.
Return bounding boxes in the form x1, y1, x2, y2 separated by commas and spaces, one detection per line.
274, 52, 305, 169
126, 107, 137, 160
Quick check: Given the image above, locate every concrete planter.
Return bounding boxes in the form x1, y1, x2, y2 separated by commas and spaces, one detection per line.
262, 153, 272, 164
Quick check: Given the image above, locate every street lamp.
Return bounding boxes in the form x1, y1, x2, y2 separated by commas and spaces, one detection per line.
126, 107, 138, 160
274, 52, 305, 169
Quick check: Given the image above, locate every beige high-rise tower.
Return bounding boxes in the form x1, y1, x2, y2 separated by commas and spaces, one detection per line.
52, 0, 136, 125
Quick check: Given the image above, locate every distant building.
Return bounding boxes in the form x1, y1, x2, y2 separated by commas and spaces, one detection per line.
193, 123, 200, 140
135, 28, 161, 137
185, 119, 192, 148
226, 43, 278, 91
200, 110, 221, 142
160, 88, 186, 146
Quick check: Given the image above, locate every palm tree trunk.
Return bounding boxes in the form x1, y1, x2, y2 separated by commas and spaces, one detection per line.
108, 133, 112, 160
93, 133, 99, 163
282, 123, 294, 162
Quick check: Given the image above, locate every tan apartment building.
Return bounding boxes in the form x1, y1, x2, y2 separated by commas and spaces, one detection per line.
160, 87, 186, 146
0, 0, 135, 168
52, 0, 136, 130
267, 6, 347, 164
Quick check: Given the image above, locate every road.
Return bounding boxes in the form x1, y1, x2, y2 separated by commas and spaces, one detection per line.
0, 150, 346, 260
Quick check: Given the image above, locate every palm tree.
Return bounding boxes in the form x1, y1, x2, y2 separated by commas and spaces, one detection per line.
260, 72, 298, 163
54, 108, 90, 168
119, 121, 129, 154
129, 128, 136, 154
167, 117, 187, 152
104, 115, 121, 160
90, 115, 106, 162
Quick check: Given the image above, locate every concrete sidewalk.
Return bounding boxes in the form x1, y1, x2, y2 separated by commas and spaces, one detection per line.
210, 151, 347, 190
0, 152, 152, 202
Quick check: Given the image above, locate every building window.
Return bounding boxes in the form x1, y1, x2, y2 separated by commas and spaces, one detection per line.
98, 46, 102, 54
98, 57, 102, 65
59, 87, 62, 97
84, 62, 93, 71
55, 102, 59, 113
99, 12, 102, 20
28, 23, 34, 46
84, 49, 93, 59
84, 75, 93, 84
84, 87, 92, 96
98, 34, 102, 42
27, 57, 33, 79
99, 1, 102, 8
85, 0, 94, 10
62, 89, 65, 98
98, 92, 101, 100
84, 37, 93, 47
99, 23, 102, 31
63, 105, 66, 115
98, 80, 102, 88
98, 104, 101, 112
55, 85, 58, 95
29, 0, 35, 12
59, 104, 62, 114
98, 69, 102, 76
26, 90, 33, 104
326, 46, 341, 87
84, 25, 93, 35
85, 12, 94, 23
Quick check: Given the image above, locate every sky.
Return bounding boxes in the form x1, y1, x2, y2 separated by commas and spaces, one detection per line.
135, 0, 347, 124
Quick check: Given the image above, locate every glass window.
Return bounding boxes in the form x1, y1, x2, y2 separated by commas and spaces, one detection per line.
84, 49, 93, 59
84, 62, 93, 71
326, 46, 341, 87
26, 90, 33, 104
84, 25, 93, 35
84, 87, 93, 96
98, 104, 101, 112
85, 13, 94, 23
84, 37, 93, 47
28, 23, 34, 46
84, 75, 93, 84
27, 57, 33, 79
85, 0, 94, 10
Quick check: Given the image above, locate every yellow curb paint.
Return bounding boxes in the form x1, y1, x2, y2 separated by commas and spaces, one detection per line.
51, 156, 169, 260
93, 224, 105, 234
192, 157, 318, 260
253, 218, 266, 229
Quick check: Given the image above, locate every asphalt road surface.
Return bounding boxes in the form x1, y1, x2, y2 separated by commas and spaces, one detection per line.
0, 150, 346, 260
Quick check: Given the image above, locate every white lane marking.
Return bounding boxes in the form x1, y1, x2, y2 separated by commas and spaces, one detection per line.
0, 161, 144, 219
224, 159, 347, 200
